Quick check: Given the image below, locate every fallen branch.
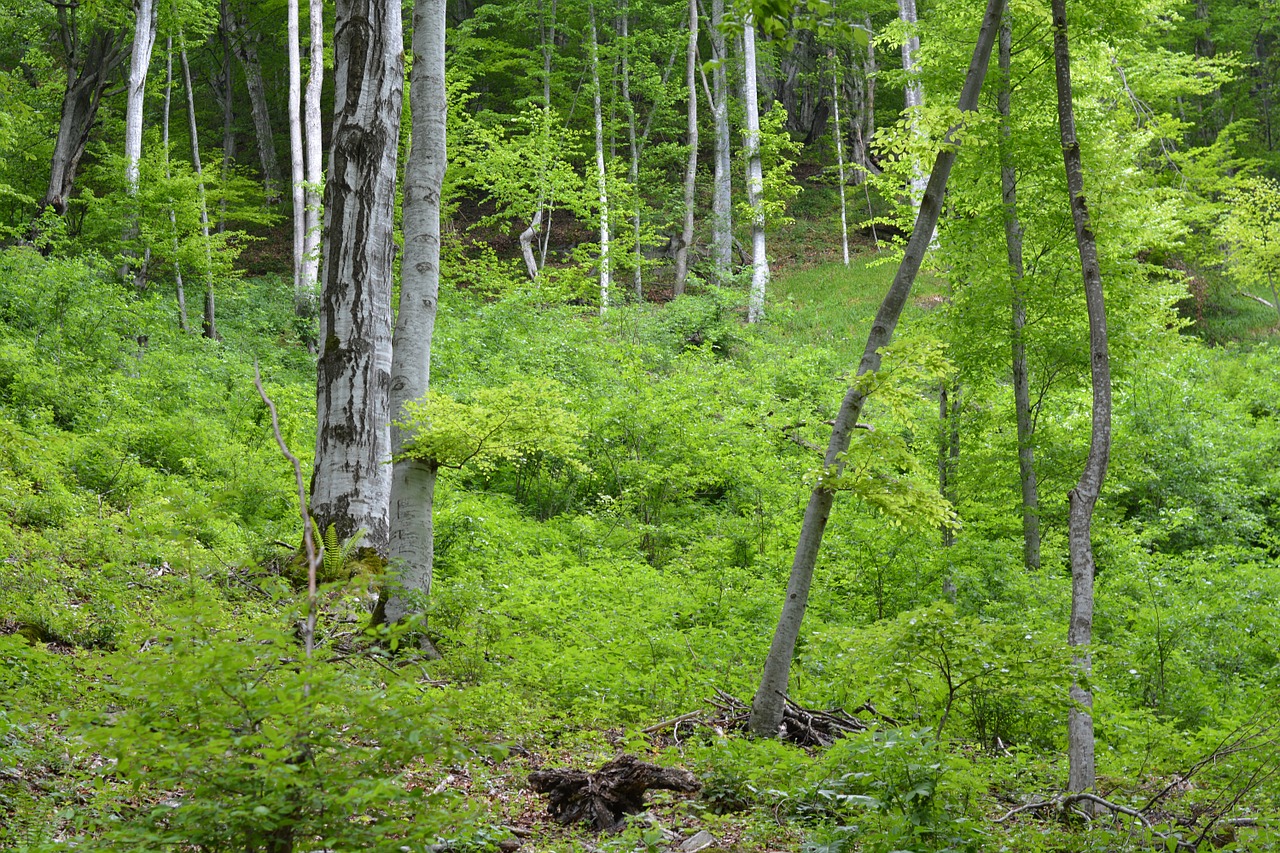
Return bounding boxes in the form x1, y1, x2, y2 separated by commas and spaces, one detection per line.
528, 754, 700, 832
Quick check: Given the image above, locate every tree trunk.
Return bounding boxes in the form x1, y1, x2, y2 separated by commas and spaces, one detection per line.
529, 755, 701, 832
162, 39, 189, 333
227, 3, 284, 203
41, 20, 126, 217
747, 0, 1005, 738
897, 0, 927, 211
301, 0, 325, 312
121, 0, 157, 288
620, 6, 643, 300
742, 18, 769, 323
938, 380, 959, 548
311, 0, 404, 554
673, 0, 698, 296
1052, 0, 1111, 798
217, 0, 236, 233
180, 42, 218, 340
288, 0, 307, 313
709, 0, 732, 284
589, 2, 611, 313
999, 14, 1040, 571
385, 0, 446, 639
832, 59, 850, 265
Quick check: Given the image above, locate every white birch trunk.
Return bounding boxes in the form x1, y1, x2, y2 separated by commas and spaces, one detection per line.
589, 3, 611, 313
301, 0, 325, 309
673, 0, 698, 296
832, 61, 850, 266
742, 19, 769, 324
312, 0, 404, 554
180, 42, 218, 340
748, 0, 1006, 737
709, 0, 732, 283
124, 0, 157, 195
897, 0, 928, 212
288, 0, 307, 313
386, 0, 446, 636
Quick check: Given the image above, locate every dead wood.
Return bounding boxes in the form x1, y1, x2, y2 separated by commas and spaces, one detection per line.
705, 688, 889, 748
528, 754, 701, 832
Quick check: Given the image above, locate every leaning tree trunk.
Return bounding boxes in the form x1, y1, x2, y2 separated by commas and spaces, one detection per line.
384, 0, 446, 644
288, 0, 307, 314
999, 13, 1040, 571
588, 2, 611, 313
742, 18, 770, 323
1052, 0, 1111, 798
228, 3, 284, 203
672, 0, 698, 296
180, 42, 218, 340
748, 0, 1006, 738
709, 0, 733, 284
300, 0, 325, 311
41, 24, 126, 217
311, 0, 404, 554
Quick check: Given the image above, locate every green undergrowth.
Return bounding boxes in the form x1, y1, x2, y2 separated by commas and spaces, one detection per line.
2, 244, 1279, 851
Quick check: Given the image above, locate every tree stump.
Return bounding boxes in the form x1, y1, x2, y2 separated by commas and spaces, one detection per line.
528, 754, 701, 831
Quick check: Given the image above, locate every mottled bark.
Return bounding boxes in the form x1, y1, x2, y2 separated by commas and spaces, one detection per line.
709, 0, 732, 283
673, 0, 698, 295
589, 3, 611, 313
311, 0, 405, 554
124, 0, 157, 195
742, 18, 769, 323
288, 0, 307, 311
832, 60, 849, 265
227, 3, 284, 203
1053, 0, 1111, 798
385, 0, 447, 634
301, 0, 325, 310
999, 14, 1040, 571
897, 0, 927, 209
41, 21, 126, 216
748, 0, 1006, 738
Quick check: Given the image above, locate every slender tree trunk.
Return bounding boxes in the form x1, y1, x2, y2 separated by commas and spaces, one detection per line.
742, 18, 769, 323
311, 0, 404, 554
747, 0, 1005, 737
710, 0, 732, 283
385, 0, 446, 646
227, 4, 284, 203
218, 0, 235, 233
124, 0, 157, 196
301, 0, 325, 312
1052, 0, 1111, 798
832, 58, 849, 265
999, 14, 1040, 571
162, 39, 189, 333
673, 0, 698, 296
589, 2, 611, 313
180, 42, 218, 340
938, 380, 959, 547
897, 0, 927, 211
288, 0, 307, 313
620, 6, 643, 300
41, 22, 126, 217
864, 16, 876, 171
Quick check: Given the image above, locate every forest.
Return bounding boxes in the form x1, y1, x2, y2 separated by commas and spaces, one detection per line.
1, 0, 1279, 849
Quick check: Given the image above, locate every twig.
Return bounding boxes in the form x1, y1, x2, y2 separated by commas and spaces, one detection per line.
643, 710, 703, 734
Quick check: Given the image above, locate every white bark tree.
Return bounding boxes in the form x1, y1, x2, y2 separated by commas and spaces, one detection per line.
709, 0, 732, 283
897, 0, 927, 211
1052, 0, 1111, 798
588, 2, 611, 313
741, 17, 769, 323
673, 0, 698, 295
301, 0, 325, 311
179, 41, 218, 340
161, 38, 189, 333
124, 0, 158, 196
311, 0, 404, 553
288, 0, 307, 313
385, 0, 446, 645
832, 57, 850, 266
748, 0, 1006, 738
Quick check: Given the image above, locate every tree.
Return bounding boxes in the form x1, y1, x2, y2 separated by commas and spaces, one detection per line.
179, 38, 218, 339
311, 0, 404, 553
1052, 0, 1112, 797
225, 1, 283, 203
748, 0, 1006, 738
301, 0, 324, 313
709, 0, 733, 284
742, 13, 769, 323
588, 1, 611, 312
831, 52, 849, 266
672, 0, 697, 295
384, 0, 447, 645
287, 0, 306, 312
1220, 177, 1280, 326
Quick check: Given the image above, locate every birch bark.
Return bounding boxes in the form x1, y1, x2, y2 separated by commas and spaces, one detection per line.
311, 0, 404, 554
673, 0, 698, 295
742, 18, 769, 323
589, 3, 611, 313
288, 0, 307, 312
748, 0, 1006, 737
385, 0, 446, 639
709, 0, 732, 283
301, 0, 325, 310
1052, 0, 1111, 797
